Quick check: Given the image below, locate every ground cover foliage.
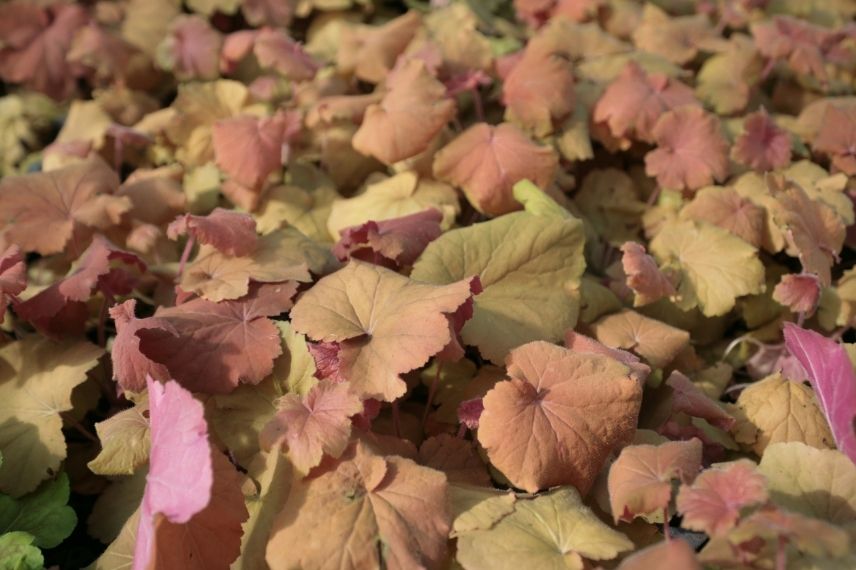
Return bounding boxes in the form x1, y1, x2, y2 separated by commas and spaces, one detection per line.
0, 0, 855, 568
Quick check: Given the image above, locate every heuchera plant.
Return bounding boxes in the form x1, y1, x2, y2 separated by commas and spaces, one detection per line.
0, 0, 855, 568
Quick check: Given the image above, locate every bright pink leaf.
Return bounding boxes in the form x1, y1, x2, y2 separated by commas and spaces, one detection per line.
136, 282, 299, 394
783, 323, 856, 464
645, 105, 729, 191
167, 208, 258, 257
260, 380, 363, 473
133, 376, 213, 570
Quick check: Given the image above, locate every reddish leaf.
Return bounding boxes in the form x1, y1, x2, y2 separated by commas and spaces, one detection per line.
253, 27, 318, 81
752, 16, 845, 83
15, 236, 145, 333
433, 122, 558, 215
0, 158, 126, 256
676, 460, 769, 536
0, 2, 88, 99
783, 323, 856, 464
813, 104, 856, 175
168, 208, 258, 257
773, 273, 821, 314
732, 109, 792, 172
332, 209, 443, 269
593, 62, 698, 143
110, 300, 178, 393
0, 246, 25, 321
159, 15, 222, 81
337, 11, 423, 83
666, 371, 735, 431
620, 242, 675, 307
212, 113, 291, 209
260, 380, 363, 473
136, 283, 299, 394
645, 106, 729, 191
617, 539, 702, 570
608, 439, 702, 522
418, 433, 491, 486
478, 341, 643, 494
502, 48, 575, 136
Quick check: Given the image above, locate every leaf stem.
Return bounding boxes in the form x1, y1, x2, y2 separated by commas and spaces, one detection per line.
775, 536, 787, 570
422, 361, 443, 430
177, 235, 195, 280
663, 507, 671, 542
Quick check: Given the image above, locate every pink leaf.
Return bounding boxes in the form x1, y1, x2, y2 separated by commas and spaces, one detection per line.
168, 208, 258, 257
260, 380, 363, 473
773, 273, 821, 315
133, 376, 213, 570
732, 109, 792, 172
644, 105, 729, 191
783, 323, 856, 464
620, 241, 675, 306
0, 245, 25, 321
110, 300, 178, 393
332, 209, 443, 269
137, 282, 299, 394
593, 62, 698, 143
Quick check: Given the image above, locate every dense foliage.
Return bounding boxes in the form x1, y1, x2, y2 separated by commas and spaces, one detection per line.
0, 0, 855, 568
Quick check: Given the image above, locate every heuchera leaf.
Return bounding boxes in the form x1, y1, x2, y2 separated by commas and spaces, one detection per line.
679, 186, 766, 248
813, 105, 856, 175
732, 372, 834, 456
455, 488, 633, 570
265, 440, 450, 570
593, 61, 698, 143
616, 539, 702, 570
135, 282, 299, 394
773, 273, 821, 314
412, 211, 585, 363
650, 220, 765, 317
168, 207, 259, 257
0, 337, 103, 497
644, 105, 729, 191
290, 260, 477, 401
590, 309, 690, 370
432, 122, 558, 216
332, 208, 443, 269
676, 460, 769, 536
0, 157, 127, 256
14, 236, 145, 335
352, 59, 456, 165
783, 323, 856, 464
133, 376, 212, 569
502, 46, 575, 137
731, 109, 792, 172
0, 246, 25, 321
478, 341, 642, 494
87, 395, 150, 476
619, 242, 675, 307
337, 11, 423, 84
665, 371, 735, 431
608, 439, 702, 522
260, 380, 363, 473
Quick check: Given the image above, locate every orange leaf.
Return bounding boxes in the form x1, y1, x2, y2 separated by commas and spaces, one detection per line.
608, 439, 702, 522
478, 341, 642, 494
